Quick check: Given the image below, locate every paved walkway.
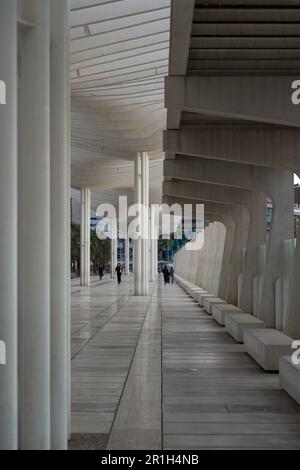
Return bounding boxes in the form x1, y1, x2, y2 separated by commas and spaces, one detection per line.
70, 277, 300, 450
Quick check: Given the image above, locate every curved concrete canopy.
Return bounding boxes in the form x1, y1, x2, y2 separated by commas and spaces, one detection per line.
70, 0, 170, 194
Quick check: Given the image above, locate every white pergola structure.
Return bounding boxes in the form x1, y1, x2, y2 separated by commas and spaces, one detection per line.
70, 0, 169, 289
0, 0, 169, 451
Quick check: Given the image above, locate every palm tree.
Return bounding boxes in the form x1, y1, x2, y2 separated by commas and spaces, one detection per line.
90, 230, 111, 268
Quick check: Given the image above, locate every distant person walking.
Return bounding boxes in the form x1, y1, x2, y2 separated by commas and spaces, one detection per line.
115, 263, 122, 285
163, 264, 170, 286
98, 264, 104, 280
170, 267, 174, 284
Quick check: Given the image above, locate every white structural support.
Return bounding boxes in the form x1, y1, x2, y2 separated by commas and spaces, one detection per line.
150, 239, 158, 282
150, 204, 159, 282
50, 0, 70, 450
134, 153, 142, 295
111, 238, 118, 278
0, 0, 18, 451
125, 238, 130, 275
19, 0, 51, 450
141, 152, 150, 295
80, 187, 91, 286
134, 152, 150, 295
165, 75, 300, 128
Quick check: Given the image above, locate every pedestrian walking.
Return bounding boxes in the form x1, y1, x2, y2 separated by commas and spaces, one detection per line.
163, 264, 170, 286
98, 264, 104, 280
170, 267, 174, 284
115, 263, 122, 285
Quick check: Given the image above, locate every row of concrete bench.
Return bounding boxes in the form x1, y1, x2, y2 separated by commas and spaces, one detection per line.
175, 274, 300, 407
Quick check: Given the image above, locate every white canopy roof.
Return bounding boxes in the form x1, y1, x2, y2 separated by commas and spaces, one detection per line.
70, 0, 170, 195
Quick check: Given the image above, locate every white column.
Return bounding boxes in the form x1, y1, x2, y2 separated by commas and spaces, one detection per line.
151, 239, 158, 282
132, 241, 135, 273
149, 212, 153, 282
141, 152, 149, 295
125, 237, 130, 275
111, 238, 117, 278
50, 0, 70, 450
149, 205, 158, 282
134, 153, 142, 295
0, 0, 18, 450
80, 187, 90, 286
156, 241, 158, 278
19, 0, 51, 449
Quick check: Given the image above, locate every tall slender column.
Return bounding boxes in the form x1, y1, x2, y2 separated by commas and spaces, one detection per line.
50, 0, 70, 450
125, 237, 130, 275
152, 239, 158, 281
0, 0, 18, 450
149, 239, 154, 282
155, 240, 158, 277
141, 152, 149, 295
134, 152, 150, 294
134, 153, 142, 295
80, 187, 90, 286
19, 0, 51, 449
111, 238, 117, 278
149, 205, 158, 282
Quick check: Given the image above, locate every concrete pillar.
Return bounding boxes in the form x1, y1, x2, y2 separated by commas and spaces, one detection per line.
164, 195, 249, 305
258, 181, 293, 326
80, 187, 90, 286
132, 240, 135, 273
155, 239, 158, 277
134, 153, 142, 295
134, 152, 150, 295
205, 224, 215, 291
205, 213, 235, 300
19, 0, 51, 449
141, 152, 149, 295
111, 238, 117, 278
163, 181, 266, 311
150, 239, 157, 282
149, 205, 158, 282
239, 193, 266, 313
165, 159, 294, 320
50, 0, 70, 450
0, 0, 18, 450
124, 237, 130, 275
278, 183, 300, 337
285, 240, 300, 338
211, 222, 226, 295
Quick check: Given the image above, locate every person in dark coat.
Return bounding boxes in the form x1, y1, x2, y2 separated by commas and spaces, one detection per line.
163, 264, 170, 286
98, 264, 104, 280
115, 263, 122, 285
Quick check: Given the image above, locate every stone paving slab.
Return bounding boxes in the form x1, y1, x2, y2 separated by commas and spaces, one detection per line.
70, 277, 300, 450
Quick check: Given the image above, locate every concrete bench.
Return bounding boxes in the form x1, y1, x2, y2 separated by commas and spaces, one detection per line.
225, 313, 265, 341
244, 329, 293, 371
186, 285, 195, 295
181, 283, 190, 293
189, 287, 206, 301
204, 297, 226, 315
197, 292, 215, 307
280, 356, 300, 406
212, 304, 243, 326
